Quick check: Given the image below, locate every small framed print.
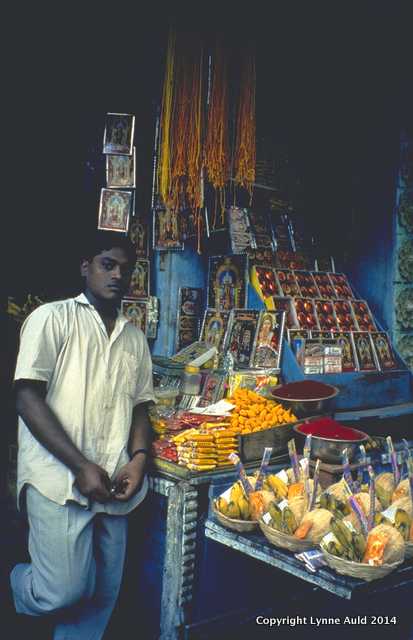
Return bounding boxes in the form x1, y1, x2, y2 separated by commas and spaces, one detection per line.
98, 188, 132, 233
175, 287, 203, 351
250, 310, 285, 369
207, 255, 248, 311
121, 298, 148, 334
153, 207, 184, 251
106, 148, 136, 188
103, 112, 135, 155
224, 309, 260, 368
200, 309, 231, 351
129, 217, 149, 258
352, 331, 378, 372
128, 259, 150, 299
370, 332, 398, 370
197, 372, 226, 407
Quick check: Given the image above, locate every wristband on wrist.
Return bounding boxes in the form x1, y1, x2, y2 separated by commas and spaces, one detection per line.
130, 448, 149, 461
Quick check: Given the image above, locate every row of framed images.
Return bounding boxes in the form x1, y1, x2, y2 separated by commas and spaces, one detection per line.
198, 308, 286, 370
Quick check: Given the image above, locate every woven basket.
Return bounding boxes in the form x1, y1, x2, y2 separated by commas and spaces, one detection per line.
212, 502, 258, 533
320, 548, 403, 581
259, 518, 314, 552
405, 542, 413, 560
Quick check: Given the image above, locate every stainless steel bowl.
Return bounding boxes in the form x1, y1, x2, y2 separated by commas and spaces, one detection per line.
271, 385, 339, 418
293, 423, 368, 464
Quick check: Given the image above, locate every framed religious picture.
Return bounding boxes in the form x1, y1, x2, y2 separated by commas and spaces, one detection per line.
103, 112, 135, 155
352, 331, 378, 372
127, 259, 150, 299
153, 207, 184, 251
250, 310, 285, 369
197, 372, 226, 407
207, 255, 248, 311
370, 332, 399, 371
224, 309, 260, 369
199, 309, 231, 351
106, 148, 136, 188
129, 217, 149, 258
175, 287, 203, 351
121, 298, 148, 334
331, 331, 359, 372
98, 188, 132, 233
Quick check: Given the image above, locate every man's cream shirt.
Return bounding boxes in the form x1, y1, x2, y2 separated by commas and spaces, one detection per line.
14, 294, 155, 514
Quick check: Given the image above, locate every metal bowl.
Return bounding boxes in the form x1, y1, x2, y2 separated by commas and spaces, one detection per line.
293, 422, 368, 464
271, 384, 339, 418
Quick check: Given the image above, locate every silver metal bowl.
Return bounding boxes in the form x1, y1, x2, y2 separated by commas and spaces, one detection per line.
271, 384, 339, 418
293, 423, 368, 464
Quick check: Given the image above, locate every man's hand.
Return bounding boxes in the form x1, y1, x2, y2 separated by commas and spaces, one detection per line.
111, 458, 145, 502
75, 461, 112, 503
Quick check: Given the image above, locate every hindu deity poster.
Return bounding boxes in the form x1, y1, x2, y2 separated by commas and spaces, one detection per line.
207, 255, 248, 311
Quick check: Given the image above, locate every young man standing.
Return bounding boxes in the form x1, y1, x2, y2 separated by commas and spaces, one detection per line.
11, 232, 155, 638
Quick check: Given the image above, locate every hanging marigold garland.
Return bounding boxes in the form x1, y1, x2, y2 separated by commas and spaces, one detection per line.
233, 46, 256, 203
204, 38, 230, 226
156, 29, 256, 249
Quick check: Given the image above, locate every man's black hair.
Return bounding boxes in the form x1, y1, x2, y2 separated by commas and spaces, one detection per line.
80, 231, 137, 265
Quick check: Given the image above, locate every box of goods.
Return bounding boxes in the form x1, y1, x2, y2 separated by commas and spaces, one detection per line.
294, 271, 320, 298
312, 272, 337, 299
328, 273, 354, 299
227, 387, 298, 461
302, 340, 324, 375
294, 298, 320, 331
276, 269, 301, 297
251, 266, 280, 299
333, 300, 358, 331
314, 299, 339, 331
350, 300, 377, 332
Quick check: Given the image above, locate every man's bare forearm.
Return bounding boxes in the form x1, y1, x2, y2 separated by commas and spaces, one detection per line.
128, 401, 154, 457
16, 386, 89, 474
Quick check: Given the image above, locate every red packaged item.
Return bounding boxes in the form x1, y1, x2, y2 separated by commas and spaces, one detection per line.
350, 299, 377, 332
294, 271, 320, 298
276, 269, 301, 297
314, 299, 339, 330
333, 300, 358, 331
328, 273, 354, 300
293, 298, 320, 330
312, 272, 337, 299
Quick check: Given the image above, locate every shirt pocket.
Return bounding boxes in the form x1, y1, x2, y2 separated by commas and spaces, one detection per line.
119, 351, 138, 399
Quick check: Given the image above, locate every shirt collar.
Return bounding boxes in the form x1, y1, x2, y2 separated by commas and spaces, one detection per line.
74, 293, 128, 327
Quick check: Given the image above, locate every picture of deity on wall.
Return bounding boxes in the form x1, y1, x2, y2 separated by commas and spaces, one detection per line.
121, 299, 147, 334
98, 188, 132, 233
103, 112, 135, 155
175, 287, 203, 351
153, 207, 184, 251
207, 255, 248, 311
251, 311, 285, 369
129, 217, 149, 258
200, 309, 230, 351
127, 259, 150, 299
106, 148, 136, 188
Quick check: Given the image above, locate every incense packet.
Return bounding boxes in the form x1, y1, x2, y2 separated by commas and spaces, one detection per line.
348, 495, 369, 537
309, 459, 320, 512
228, 453, 254, 495
386, 436, 401, 486
367, 465, 376, 532
254, 447, 273, 491
288, 438, 301, 482
341, 448, 353, 491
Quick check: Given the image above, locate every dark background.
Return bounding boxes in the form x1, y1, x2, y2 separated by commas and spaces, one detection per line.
3, 3, 412, 298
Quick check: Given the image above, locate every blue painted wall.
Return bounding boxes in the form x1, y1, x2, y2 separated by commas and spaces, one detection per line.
152, 249, 207, 357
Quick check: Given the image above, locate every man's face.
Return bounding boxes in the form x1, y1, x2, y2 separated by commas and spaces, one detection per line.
80, 247, 133, 303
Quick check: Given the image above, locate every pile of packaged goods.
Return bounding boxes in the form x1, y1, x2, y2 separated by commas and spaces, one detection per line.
173, 422, 238, 471
213, 435, 413, 578
227, 388, 297, 434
